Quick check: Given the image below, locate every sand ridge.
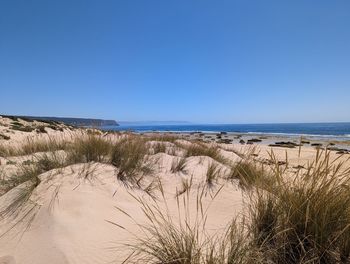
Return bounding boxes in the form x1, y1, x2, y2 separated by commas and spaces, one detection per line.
0, 116, 349, 263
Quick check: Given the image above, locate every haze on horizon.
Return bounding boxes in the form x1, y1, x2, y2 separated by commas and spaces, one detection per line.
0, 0, 349, 124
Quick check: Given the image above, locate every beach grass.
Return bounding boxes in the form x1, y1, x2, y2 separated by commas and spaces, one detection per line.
249, 150, 350, 263
110, 137, 153, 184
67, 135, 112, 163
205, 162, 221, 187
229, 160, 272, 190
0, 152, 67, 217
0, 137, 69, 157
120, 184, 257, 264
177, 141, 227, 164
171, 156, 187, 174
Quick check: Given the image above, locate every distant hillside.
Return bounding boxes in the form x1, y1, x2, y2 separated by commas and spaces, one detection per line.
1, 115, 118, 127
118, 121, 191, 125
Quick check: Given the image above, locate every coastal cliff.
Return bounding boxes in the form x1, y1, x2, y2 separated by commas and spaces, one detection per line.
1, 115, 119, 127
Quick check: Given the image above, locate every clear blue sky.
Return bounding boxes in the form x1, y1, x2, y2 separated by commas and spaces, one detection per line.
0, 0, 349, 123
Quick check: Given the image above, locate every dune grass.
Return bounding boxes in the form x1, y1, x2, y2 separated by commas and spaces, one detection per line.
110, 137, 153, 185
0, 133, 10, 140
249, 150, 350, 263
3, 130, 350, 264
0, 137, 69, 157
229, 159, 273, 190
171, 156, 188, 174
119, 147, 350, 263
67, 135, 112, 163
21, 138, 68, 155
0, 152, 67, 217
176, 177, 193, 197
205, 162, 222, 187
120, 185, 257, 264
177, 141, 227, 164
150, 142, 167, 154
0, 145, 11, 157
144, 134, 180, 143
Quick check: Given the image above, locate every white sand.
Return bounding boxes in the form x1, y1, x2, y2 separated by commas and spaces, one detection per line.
0, 116, 349, 263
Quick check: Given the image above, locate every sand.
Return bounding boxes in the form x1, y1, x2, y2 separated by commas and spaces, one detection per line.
0, 116, 349, 263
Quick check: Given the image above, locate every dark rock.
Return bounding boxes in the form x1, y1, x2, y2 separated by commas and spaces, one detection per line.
269, 141, 297, 148
239, 139, 245, 144
327, 147, 349, 154
247, 138, 262, 143
336, 150, 349, 154
218, 139, 233, 144
275, 141, 298, 146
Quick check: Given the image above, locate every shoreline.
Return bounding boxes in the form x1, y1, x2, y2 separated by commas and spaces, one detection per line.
100, 123, 350, 142
137, 131, 350, 152
1, 115, 350, 263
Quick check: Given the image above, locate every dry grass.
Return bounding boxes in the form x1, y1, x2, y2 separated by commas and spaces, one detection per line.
249, 150, 350, 263
3, 130, 350, 264
119, 185, 257, 264
0, 133, 10, 140
110, 137, 154, 185
119, 148, 350, 263
205, 162, 222, 187
0, 152, 67, 217
178, 142, 227, 164
144, 134, 180, 143
150, 142, 167, 154
0, 144, 11, 157
229, 160, 272, 190
67, 135, 112, 163
0, 138, 69, 157
176, 177, 193, 197
171, 157, 188, 174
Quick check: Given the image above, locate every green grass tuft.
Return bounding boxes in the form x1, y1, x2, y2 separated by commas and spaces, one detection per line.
110, 137, 153, 185
67, 135, 112, 163
249, 150, 350, 263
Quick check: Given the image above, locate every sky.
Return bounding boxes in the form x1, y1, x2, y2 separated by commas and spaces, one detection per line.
0, 0, 349, 124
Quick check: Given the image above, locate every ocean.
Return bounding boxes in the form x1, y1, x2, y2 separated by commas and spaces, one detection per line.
101, 122, 350, 141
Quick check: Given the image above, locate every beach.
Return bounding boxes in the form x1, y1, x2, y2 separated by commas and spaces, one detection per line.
1, 115, 350, 264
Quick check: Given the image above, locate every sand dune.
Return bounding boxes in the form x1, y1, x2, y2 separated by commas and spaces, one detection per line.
1, 116, 349, 263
